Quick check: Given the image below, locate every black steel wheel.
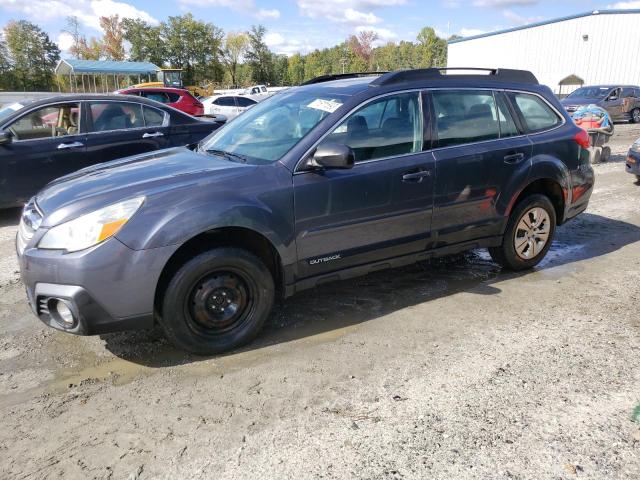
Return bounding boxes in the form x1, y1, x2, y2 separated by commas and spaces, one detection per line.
161, 247, 274, 355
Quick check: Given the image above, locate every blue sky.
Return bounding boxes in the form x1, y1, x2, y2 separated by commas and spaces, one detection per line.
1, 0, 638, 56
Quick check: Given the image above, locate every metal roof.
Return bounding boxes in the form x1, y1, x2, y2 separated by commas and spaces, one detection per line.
448, 9, 640, 44
55, 59, 160, 75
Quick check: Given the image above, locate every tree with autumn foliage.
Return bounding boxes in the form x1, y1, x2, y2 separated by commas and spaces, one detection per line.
100, 15, 125, 61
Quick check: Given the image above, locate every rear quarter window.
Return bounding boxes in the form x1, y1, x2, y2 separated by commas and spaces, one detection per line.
509, 92, 562, 133
167, 92, 181, 103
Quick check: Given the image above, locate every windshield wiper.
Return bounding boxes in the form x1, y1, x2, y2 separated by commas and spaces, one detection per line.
203, 148, 249, 163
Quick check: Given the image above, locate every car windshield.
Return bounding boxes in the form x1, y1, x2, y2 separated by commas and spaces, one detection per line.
200, 89, 350, 164
0, 102, 24, 123
567, 87, 612, 99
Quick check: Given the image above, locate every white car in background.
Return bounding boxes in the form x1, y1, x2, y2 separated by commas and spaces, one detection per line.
201, 95, 258, 121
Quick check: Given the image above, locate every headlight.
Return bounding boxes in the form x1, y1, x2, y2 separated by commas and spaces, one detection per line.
631, 141, 640, 153
38, 197, 144, 252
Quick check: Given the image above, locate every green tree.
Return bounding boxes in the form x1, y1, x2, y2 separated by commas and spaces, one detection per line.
221, 31, 248, 87
245, 25, 273, 84
286, 53, 305, 85
162, 14, 224, 85
121, 18, 165, 66
0, 38, 14, 89
4, 20, 60, 91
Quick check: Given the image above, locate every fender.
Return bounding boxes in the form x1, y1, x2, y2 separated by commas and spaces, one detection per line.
115, 166, 297, 267
503, 154, 572, 221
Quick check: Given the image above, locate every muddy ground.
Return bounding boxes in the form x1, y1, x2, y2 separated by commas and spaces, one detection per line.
1, 125, 639, 480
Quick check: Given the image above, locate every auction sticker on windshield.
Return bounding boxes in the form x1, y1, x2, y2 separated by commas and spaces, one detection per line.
307, 99, 342, 113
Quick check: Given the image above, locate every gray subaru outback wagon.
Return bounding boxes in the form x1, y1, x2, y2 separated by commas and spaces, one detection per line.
17, 68, 594, 354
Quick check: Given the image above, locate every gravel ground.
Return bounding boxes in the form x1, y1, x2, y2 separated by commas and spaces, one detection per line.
1, 124, 639, 479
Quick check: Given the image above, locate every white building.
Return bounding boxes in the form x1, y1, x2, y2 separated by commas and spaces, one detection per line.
447, 10, 640, 95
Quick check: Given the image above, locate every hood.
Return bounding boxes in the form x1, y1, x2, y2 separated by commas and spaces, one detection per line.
561, 97, 604, 107
36, 147, 252, 227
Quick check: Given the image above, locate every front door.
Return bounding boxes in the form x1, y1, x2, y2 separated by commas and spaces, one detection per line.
430, 89, 532, 246
0, 102, 86, 206
293, 91, 435, 279
84, 101, 170, 164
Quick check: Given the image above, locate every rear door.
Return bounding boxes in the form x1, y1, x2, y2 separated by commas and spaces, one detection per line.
293, 91, 435, 278
430, 89, 533, 246
0, 101, 86, 206
84, 100, 170, 164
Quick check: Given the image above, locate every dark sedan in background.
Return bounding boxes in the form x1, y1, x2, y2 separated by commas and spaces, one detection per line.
560, 85, 640, 123
0, 94, 224, 208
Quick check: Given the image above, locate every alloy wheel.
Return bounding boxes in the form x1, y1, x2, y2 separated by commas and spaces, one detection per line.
513, 207, 551, 260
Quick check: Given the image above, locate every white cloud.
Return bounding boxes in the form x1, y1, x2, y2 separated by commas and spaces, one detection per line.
256, 8, 281, 19
264, 31, 318, 55
178, 0, 281, 20
473, 0, 537, 7
297, 0, 405, 25
0, 0, 158, 31
608, 1, 640, 7
502, 8, 542, 24
355, 25, 397, 45
458, 27, 487, 37
56, 31, 74, 51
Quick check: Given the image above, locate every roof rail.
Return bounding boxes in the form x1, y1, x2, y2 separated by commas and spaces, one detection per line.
370, 68, 539, 87
301, 72, 387, 86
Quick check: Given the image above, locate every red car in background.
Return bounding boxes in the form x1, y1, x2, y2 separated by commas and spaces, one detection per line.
116, 87, 205, 117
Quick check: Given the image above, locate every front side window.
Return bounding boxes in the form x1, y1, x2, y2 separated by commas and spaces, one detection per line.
433, 90, 499, 147
201, 89, 351, 164
7, 103, 80, 141
318, 92, 423, 162
508, 93, 561, 133
89, 102, 144, 132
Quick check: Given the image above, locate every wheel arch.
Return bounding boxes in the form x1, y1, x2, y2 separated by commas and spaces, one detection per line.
507, 177, 567, 226
154, 226, 284, 317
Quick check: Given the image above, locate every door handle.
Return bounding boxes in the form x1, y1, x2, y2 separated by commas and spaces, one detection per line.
402, 169, 432, 182
504, 152, 525, 164
142, 132, 164, 138
57, 141, 84, 150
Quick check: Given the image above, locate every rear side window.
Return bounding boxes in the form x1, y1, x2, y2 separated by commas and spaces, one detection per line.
143, 106, 166, 127
432, 90, 499, 147
89, 102, 144, 132
166, 92, 181, 103
509, 93, 561, 133
142, 92, 169, 104
236, 97, 256, 107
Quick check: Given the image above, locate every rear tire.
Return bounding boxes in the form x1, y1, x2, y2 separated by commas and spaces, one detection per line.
160, 247, 274, 355
631, 108, 640, 124
489, 194, 556, 271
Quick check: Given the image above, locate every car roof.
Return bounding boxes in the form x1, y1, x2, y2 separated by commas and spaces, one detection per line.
294, 73, 546, 98
120, 87, 190, 94
7, 93, 172, 107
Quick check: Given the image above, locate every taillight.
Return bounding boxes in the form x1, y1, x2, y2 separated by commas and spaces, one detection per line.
573, 129, 590, 149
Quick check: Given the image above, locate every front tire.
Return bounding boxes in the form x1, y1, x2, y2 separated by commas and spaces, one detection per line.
489, 194, 556, 271
160, 247, 274, 355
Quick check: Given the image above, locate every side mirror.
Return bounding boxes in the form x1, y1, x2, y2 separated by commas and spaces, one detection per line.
0, 131, 13, 146
608, 95, 618, 102
310, 143, 355, 170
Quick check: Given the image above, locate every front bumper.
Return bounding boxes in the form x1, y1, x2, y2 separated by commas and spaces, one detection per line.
626, 150, 640, 176
18, 236, 179, 336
